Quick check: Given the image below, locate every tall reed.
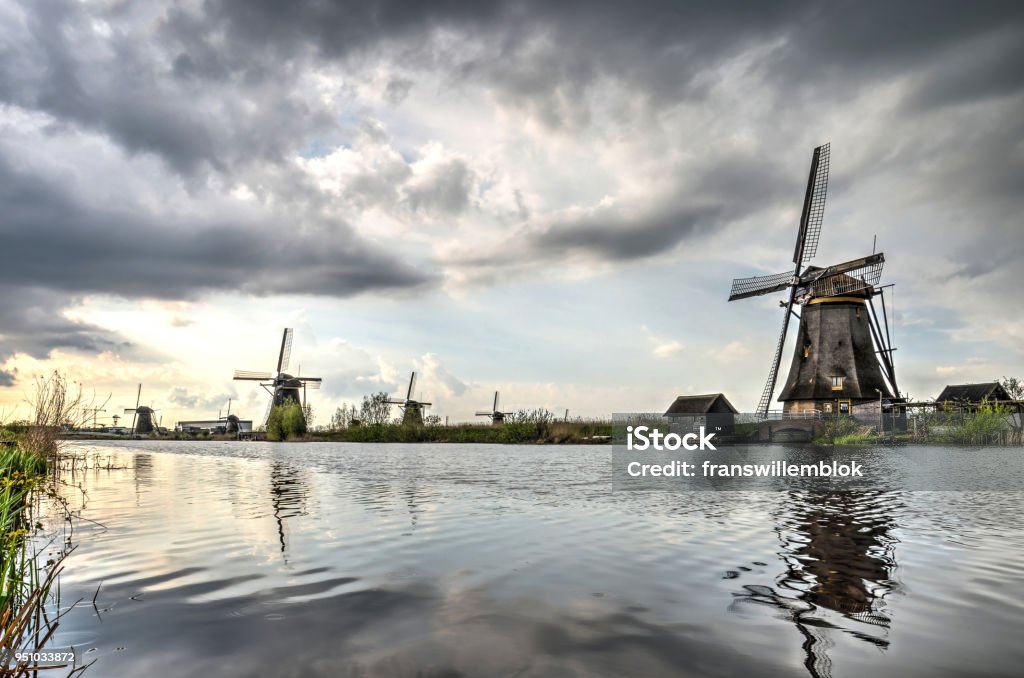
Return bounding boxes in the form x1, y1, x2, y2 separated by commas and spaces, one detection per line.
0, 371, 97, 675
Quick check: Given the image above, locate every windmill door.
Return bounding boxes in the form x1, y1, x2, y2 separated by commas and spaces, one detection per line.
838, 400, 851, 415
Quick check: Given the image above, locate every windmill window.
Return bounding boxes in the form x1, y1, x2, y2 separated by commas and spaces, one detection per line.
802, 345, 810, 359
830, 376, 845, 390
823, 402, 833, 413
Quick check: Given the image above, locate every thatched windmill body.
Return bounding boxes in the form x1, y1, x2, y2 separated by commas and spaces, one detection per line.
476, 391, 512, 426
728, 143, 898, 417
233, 328, 322, 425
387, 372, 432, 425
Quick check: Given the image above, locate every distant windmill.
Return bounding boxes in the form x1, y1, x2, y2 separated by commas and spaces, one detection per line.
475, 391, 512, 426
386, 372, 432, 425
124, 384, 159, 435
219, 398, 239, 434
233, 328, 322, 425
728, 143, 897, 418
122, 407, 161, 434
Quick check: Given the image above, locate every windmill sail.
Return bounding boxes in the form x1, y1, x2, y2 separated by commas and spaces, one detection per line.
793, 143, 830, 265
277, 328, 294, 374
234, 370, 273, 380
729, 271, 797, 302
407, 372, 417, 400
756, 309, 796, 417
799, 255, 884, 298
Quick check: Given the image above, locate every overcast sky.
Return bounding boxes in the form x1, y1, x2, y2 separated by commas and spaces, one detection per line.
1, 0, 1022, 425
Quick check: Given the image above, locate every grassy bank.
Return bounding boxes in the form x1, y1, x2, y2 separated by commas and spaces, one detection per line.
814, 403, 1022, 445
316, 420, 613, 444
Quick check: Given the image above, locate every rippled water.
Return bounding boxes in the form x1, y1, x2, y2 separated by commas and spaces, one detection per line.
35, 441, 1024, 677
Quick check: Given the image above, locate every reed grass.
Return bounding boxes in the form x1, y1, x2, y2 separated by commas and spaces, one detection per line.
0, 371, 96, 675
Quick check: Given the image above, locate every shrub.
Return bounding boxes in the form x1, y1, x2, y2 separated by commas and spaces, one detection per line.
266, 402, 307, 441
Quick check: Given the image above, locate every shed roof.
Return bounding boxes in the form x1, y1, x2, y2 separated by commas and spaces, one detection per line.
935, 382, 1010, 403
664, 393, 738, 416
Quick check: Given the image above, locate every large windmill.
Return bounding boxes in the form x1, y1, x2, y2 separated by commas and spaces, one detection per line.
233, 328, 322, 425
476, 391, 512, 426
728, 143, 898, 418
386, 372, 432, 425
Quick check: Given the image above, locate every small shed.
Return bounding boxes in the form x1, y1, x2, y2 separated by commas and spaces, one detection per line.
936, 382, 1012, 409
664, 393, 738, 435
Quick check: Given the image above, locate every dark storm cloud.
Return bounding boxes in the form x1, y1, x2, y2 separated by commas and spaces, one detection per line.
0, 0, 336, 177
0, 155, 435, 300
0, 148, 435, 379
184, 1, 1024, 122
5, 0, 1019, 178
461, 152, 796, 266
0, 287, 137, 376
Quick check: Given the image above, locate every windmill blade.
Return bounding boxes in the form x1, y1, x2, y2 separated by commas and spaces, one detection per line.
277, 328, 294, 374
124, 408, 137, 414
304, 381, 322, 390
728, 271, 796, 302
407, 372, 417, 401
234, 370, 273, 380
419, 402, 432, 407
475, 411, 492, 416
493, 391, 500, 412
798, 253, 884, 287
756, 303, 797, 418
793, 143, 830, 265
801, 255, 884, 298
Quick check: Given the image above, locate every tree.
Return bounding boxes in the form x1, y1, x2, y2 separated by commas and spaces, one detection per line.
359, 392, 393, 426
999, 376, 1023, 400
266, 402, 307, 441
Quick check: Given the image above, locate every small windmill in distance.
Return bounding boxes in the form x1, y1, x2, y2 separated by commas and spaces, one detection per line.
476, 391, 512, 426
219, 398, 240, 434
124, 384, 160, 435
233, 328, 322, 426
387, 372, 432, 425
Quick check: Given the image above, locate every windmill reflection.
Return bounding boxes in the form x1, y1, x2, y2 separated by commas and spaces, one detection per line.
269, 461, 309, 564
732, 490, 900, 678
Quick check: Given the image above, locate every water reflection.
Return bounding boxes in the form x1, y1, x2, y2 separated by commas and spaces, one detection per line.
733, 490, 900, 678
269, 460, 309, 562
38, 442, 1024, 677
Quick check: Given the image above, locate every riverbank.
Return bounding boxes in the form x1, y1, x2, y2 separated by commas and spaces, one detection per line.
61, 420, 615, 444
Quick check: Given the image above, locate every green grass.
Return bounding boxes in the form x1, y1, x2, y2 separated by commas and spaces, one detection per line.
831, 433, 881, 445
317, 420, 613, 444
0, 434, 72, 675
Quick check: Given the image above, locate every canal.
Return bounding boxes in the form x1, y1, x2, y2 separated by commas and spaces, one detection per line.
36, 441, 1024, 677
